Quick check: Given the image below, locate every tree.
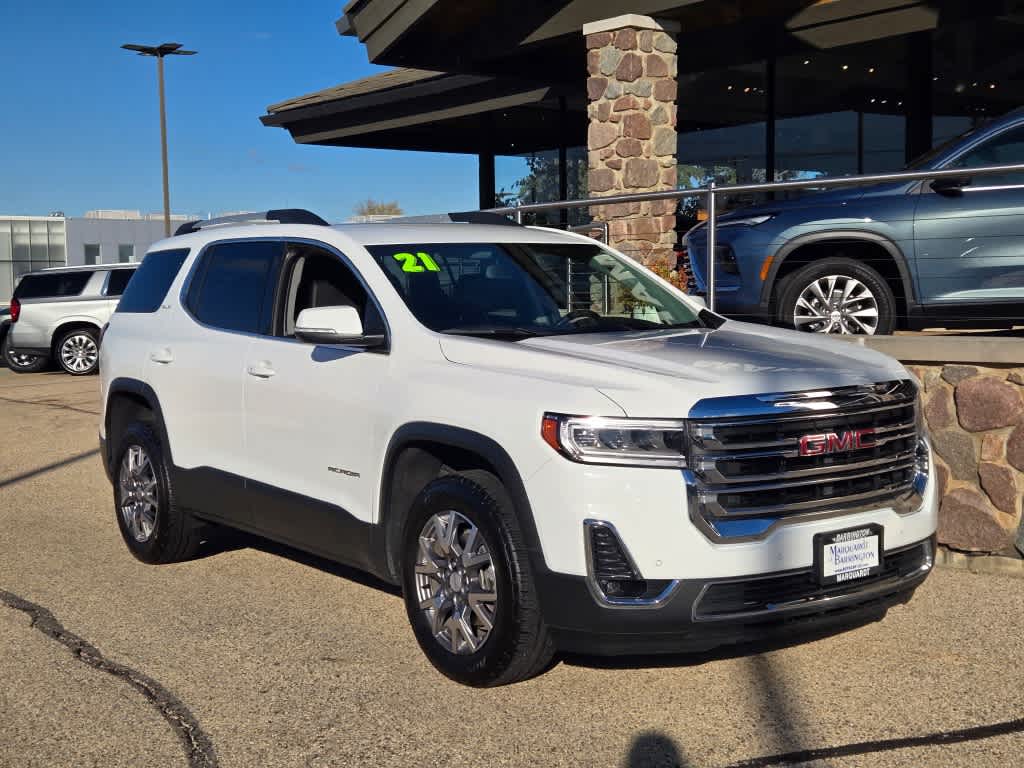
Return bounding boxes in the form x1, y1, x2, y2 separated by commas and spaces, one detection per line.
354, 199, 403, 217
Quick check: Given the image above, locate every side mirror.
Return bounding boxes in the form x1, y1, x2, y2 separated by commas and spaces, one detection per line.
930, 176, 971, 196
294, 305, 386, 349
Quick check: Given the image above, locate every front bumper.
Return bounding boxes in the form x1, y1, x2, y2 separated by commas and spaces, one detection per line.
537, 536, 934, 655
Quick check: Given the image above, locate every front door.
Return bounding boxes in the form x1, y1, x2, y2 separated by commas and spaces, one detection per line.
914, 123, 1024, 322
242, 243, 389, 563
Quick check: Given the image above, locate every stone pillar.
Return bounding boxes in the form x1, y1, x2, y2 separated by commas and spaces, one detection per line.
584, 14, 678, 269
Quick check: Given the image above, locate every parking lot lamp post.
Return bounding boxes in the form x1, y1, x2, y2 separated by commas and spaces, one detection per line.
121, 42, 197, 237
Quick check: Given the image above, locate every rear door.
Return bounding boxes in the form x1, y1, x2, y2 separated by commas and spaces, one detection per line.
914, 123, 1024, 321
145, 240, 282, 527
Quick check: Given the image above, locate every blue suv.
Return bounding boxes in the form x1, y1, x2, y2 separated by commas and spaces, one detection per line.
684, 108, 1024, 334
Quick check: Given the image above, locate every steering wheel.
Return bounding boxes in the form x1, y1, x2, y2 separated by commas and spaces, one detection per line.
555, 309, 603, 328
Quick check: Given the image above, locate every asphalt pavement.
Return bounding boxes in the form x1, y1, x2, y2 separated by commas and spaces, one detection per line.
0, 367, 1022, 768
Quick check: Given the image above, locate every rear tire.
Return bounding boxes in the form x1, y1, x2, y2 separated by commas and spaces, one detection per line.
401, 470, 555, 686
2, 334, 48, 373
775, 257, 896, 335
113, 422, 207, 564
56, 327, 100, 375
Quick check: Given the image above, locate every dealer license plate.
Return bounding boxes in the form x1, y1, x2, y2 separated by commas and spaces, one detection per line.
815, 525, 883, 586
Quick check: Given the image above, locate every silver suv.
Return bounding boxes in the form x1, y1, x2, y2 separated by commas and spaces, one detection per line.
6, 264, 136, 375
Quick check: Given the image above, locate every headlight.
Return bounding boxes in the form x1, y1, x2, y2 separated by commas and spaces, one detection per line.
716, 214, 775, 228
541, 414, 687, 468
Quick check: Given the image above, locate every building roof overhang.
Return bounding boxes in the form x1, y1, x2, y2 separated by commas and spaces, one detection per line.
261, 68, 585, 154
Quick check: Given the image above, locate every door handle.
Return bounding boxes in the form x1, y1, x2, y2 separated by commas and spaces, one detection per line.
150, 348, 174, 364
246, 362, 276, 379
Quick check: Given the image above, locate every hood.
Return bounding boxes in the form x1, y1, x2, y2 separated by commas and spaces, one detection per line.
439, 321, 908, 418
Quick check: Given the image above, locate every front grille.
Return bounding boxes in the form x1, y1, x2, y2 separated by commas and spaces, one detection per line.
693, 539, 932, 621
687, 380, 923, 540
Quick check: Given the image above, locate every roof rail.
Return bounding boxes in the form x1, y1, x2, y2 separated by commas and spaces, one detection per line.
381, 211, 520, 226
174, 208, 329, 236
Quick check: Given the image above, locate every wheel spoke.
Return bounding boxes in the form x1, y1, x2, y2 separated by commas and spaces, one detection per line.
413, 509, 496, 656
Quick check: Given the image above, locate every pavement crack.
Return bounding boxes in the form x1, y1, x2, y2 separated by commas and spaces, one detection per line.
0, 589, 218, 768
0, 394, 100, 416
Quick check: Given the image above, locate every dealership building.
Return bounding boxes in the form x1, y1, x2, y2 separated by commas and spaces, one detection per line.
0, 212, 187, 304
262, 0, 1021, 266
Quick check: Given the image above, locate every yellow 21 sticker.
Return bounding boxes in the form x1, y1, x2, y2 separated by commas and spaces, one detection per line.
393, 251, 440, 273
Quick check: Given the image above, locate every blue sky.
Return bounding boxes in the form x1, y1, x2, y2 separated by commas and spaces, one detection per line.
0, 1, 488, 220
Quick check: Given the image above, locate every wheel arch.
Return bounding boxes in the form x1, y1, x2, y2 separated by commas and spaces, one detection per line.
376, 422, 544, 584
760, 231, 917, 318
50, 319, 103, 357
104, 378, 173, 474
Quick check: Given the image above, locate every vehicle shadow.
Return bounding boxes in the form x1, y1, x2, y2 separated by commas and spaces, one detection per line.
205, 529, 401, 597
560, 610, 886, 672
626, 731, 696, 767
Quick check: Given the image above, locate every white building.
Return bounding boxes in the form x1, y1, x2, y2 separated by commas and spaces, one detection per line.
0, 212, 192, 303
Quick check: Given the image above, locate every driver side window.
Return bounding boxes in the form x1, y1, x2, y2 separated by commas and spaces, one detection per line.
278, 246, 384, 338
950, 126, 1024, 187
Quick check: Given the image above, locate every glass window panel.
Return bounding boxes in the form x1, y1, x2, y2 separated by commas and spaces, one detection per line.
13, 262, 32, 281
12, 222, 29, 262
863, 114, 905, 173
118, 244, 135, 263
48, 243, 65, 265
84, 244, 100, 265
0, 221, 11, 262
188, 242, 281, 334
0, 264, 13, 303
29, 220, 47, 262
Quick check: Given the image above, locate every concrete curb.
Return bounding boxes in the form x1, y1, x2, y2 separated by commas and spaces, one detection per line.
935, 546, 1024, 578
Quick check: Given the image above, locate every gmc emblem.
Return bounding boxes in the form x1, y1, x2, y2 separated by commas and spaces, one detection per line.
799, 428, 875, 457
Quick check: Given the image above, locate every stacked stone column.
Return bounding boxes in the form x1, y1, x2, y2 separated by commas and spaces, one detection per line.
584, 15, 678, 269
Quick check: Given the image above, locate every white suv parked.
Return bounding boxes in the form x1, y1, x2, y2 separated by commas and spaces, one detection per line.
99, 210, 937, 686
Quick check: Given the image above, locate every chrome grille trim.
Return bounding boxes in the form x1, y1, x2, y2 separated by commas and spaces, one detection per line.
686, 380, 927, 542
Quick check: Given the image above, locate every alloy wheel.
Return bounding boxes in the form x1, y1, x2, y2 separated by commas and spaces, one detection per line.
60, 333, 98, 373
793, 274, 879, 335
118, 445, 158, 543
7, 349, 39, 369
414, 510, 498, 654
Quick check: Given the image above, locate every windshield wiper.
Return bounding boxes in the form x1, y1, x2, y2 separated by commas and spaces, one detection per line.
440, 327, 552, 341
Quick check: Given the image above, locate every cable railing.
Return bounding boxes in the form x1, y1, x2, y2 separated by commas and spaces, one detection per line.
484, 161, 1024, 316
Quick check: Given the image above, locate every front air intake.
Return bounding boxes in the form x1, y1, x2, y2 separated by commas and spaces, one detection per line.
584, 521, 675, 604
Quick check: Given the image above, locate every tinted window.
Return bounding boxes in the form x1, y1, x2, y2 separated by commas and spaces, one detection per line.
105, 269, 135, 297
949, 126, 1024, 186
188, 241, 281, 334
14, 271, 92, 300
117, 249, 188, 313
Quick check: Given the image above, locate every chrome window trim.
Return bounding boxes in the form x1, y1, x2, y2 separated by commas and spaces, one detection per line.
582, 519, 679, 609
178, 236, 392, 351
690, 538, 933, 623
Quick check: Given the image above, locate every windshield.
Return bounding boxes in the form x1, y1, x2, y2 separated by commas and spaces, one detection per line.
904, 124, 984, 170
366, 242, 704, 338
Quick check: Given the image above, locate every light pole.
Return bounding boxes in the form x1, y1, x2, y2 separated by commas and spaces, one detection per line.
121, 42, 196, 236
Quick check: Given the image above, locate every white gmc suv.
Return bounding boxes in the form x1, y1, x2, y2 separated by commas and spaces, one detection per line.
99, 209, 937, 686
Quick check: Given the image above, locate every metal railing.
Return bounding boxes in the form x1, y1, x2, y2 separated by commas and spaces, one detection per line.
485, 161, 1024, 312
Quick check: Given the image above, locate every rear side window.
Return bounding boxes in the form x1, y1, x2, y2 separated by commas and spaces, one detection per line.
117, 249, 189, 313
14, 271, 92, 300
186, 241, 282, 334
105, 269, 135, 297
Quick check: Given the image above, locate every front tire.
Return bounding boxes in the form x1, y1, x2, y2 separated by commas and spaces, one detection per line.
2, 334, 48, 373
56, 327, 100, 375
113, 422, 206, 564
401, 470, 554, 686
776, 257, 897, 335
